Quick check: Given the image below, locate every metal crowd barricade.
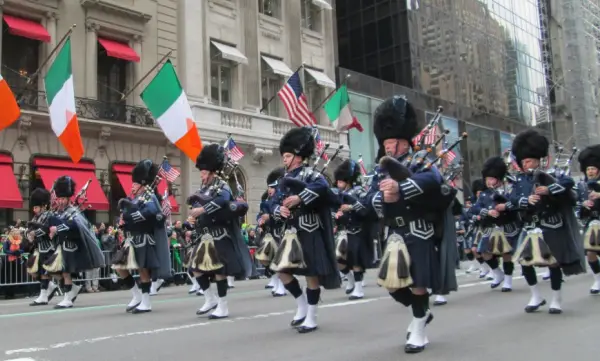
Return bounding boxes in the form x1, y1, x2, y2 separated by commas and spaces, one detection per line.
0, 245, 265, 288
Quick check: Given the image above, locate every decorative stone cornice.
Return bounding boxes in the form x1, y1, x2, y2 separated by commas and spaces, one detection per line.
251, 146, 273, 164
165, 141, 178, 157
98, 126, 111, 153
80, 0, 152, 23
17, 114, 32, 149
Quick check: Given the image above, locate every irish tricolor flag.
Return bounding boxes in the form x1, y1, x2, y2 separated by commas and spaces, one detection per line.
141, 60, 202, 161
0, 74, 21, 131
323, 84, 363, 133
44, 38, 84, 163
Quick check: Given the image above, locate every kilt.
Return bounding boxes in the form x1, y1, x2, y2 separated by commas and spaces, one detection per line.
191, 235, 244, 276
346, 229, 373, 270
282, 228, 336, 278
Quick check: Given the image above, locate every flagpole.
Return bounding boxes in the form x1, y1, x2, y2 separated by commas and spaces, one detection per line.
120, 50, 172, 101
27, 24, 77, 85
259, 63, 305, 114
310, 73, 351, 114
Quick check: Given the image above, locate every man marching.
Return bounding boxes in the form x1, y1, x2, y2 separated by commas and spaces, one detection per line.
507, 129, 584, 314
576, 145, 600, 294
365, 95, 457, 353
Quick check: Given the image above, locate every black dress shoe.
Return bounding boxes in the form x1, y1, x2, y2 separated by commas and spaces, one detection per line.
490, 282, 502, 289
345, 287, 354, 295
404, 344, 425, 354
406, 313, 434, 339
349, 295, 363, 301
433, 300, 447, 306
126, 302, 141, 312
131, 308, 151, 314
548, 308, 562, 314
290, 317, 305, 327
265, 285, 274, 289
297, 325, 318, 334
524, 300, 546, 313
501, 287, 512, 292
208, 314, 228, 320
196, 304, 217, 315
30, 301, 48, 306
590, 289, 599, 295
272, 293, 286, 297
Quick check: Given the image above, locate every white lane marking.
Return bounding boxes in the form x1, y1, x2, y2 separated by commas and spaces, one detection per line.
5, 358, 37, 360
3, 272, 548, 356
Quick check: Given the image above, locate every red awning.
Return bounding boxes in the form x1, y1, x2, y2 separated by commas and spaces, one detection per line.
112, 164, 179, 212
98, 38, 140, 62
0, 154, 23, 208
34, 158, 110, 211
2, 15, 51, 43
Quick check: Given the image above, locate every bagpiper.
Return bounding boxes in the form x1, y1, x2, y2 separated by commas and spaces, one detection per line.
466, 179, 493, 278
188, 144, 253, 320
112, 159, 172, 314
333, 159, 372, 300
268, 126, 340, 333
470, 156, 521, 292
255, 167, 287, 297
26, 188, 59, 306
576, 144, 600, 294
45, 176, 105, 309
507, 129, 585, 314
366, 96, 457, 354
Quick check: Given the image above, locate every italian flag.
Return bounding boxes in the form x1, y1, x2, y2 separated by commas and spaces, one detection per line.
141, 60, 202, 161
44, 38, 84, 163
0, 74, 21, 131
323, 84, 363, 132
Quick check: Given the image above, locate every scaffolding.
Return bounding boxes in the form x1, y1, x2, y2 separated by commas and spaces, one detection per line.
553, 0, 600, 149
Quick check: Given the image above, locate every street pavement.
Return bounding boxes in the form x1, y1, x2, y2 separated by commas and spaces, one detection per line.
0, 267, 598, 361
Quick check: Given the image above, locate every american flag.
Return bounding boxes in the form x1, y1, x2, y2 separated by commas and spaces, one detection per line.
313, 127, 328, 160
443, 150, 457, 165
357, 157, 368, 176
278, 71, 316, 127
50, 188, 57, 208
505, 148, 520, 170
161, 189, 172, 221
158, 160, 180, 183
413, 125, 438, 146
226, 137, 244, 162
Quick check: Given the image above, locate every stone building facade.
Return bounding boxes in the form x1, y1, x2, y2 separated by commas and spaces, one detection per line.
0, 0, 345, 228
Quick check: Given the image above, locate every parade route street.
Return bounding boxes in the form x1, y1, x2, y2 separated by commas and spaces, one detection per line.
0, 269, 598, 361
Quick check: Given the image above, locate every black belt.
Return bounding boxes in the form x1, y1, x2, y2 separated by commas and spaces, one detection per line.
384, 216, 410, 228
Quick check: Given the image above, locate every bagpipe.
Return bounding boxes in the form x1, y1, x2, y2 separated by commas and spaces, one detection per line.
270, 129, 344, 272
42, 179, 93, 274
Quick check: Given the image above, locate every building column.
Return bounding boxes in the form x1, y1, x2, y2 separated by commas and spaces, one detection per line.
241, 0, 260, 111
131, 35, 143, 106
45, 12, 58, 49
0, 2, 5, 64
178, 0, 206, 102
85, 22, 98, 99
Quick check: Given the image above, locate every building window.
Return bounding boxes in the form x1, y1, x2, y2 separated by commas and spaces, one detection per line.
261, 72, 280, 116
210, 60, 232, 108
258, 0, 281, 19
0, 209, 13, 230
306, 84, 321, 115
1, 22, 40, 92
301, 0, 322, 32
97, 43, 127, 119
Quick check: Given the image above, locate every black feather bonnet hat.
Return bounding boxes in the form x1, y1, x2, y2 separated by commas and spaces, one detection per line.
195, 143, 226, 172
373, 95, 418, 160
334, 159, 361, 184
578, 144, 600, 173
279, 126, 315, 159
511, 129, 549, 168
481, 156, 507, 180
30, 188, 51, 208
53, 176, 76, 198
266, 167, 285, 187
132, 159, 158, 185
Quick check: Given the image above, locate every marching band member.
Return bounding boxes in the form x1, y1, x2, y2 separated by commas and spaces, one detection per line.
189, 144, 253, 320
367, 96, 457, 353
256, 167, 287, 297
470, 156, 520, 292
269, 126, 340, 333
508, 129, 584, 314
27, 188, 59, 306
114, 159, 171, 314
466, 179, 492, 278
333, 159, 371, 300
576, 145, 600, 294
45, 176, 105, 309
